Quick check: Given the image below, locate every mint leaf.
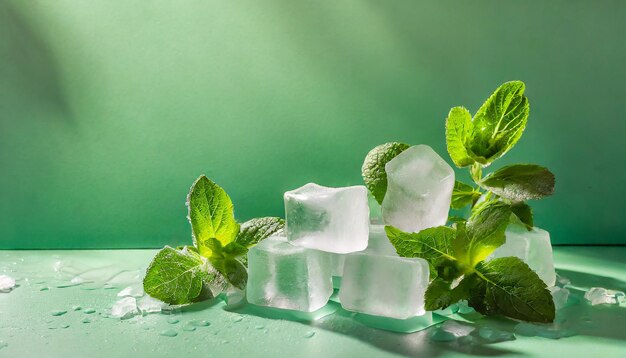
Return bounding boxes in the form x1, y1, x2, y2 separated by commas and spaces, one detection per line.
235, 217, 285, 247
480, 164, 555, 202
466, 201, 512, 265
385, 225, 456, 269
470, 257, 555, 323
425, 275, 476, 311
187, 175, 239, 257
511, 202, 533, 230
467, 81, 529, 165
445, 106, 475, 167
212, 257, 248, 290
451, 181, 481, 209
143, 246, 227, 305
222, 242, 248, 257
362, 142, 410, 204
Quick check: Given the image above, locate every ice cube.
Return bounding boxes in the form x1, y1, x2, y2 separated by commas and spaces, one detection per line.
488, 225, 556, 286
381, 145, 455, 233
111, 296, 139, 319
246, 237, 333, 312
439, 320, 475, 337
584, 287, 625, 305
284, 183, 369, 254
339, 251, 429, 319
0, 275, 16, 292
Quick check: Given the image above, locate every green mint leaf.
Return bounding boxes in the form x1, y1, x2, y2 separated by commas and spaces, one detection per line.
466, 81, 529, 165
235, 217, 285, 247
143, 246, 227, 305
465, 201, 512, 265
511, 202, 534, 230
362, 142, 410, 204
385, 225, 456, 271
451, 181, 481, 209
212, 257, 248, 290
187, 175, 239, 257
479, 164, 555, 202
469, 257, 555, 323
447, 215, 467, 225
222, 242, 249, 257
445, 106, 475, 167
425, 275, 476, 311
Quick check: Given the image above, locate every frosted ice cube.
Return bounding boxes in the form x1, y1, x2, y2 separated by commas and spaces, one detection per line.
284, 183, 369, 254
246, 237, 333, 312
584, 287, 625, 305
339, 252, 429, 319
111, 296, 139, 319
0, 275, 16, 292
381, 145, 455, 233
488, 225, 556, 286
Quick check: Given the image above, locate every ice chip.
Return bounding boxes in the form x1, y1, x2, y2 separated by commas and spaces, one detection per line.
118, 284, 144, 298
584, 287, 625, 305
111, 296, 139, 319
246, 237, 333, 312
137, 296, 167, 314
284, 183, 369, 254
478, 327, 515, 343
488, 225, 556, 286
381, 145, 455, 233
339, 251, 429, 319
550, 286, 570, 310
0, 275, 16, 292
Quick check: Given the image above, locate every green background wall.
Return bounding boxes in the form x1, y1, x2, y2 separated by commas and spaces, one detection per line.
1, 1, 625, 248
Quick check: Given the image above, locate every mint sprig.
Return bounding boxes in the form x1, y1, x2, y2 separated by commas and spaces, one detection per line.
143, 175, 284, 305
362, 80, 557, 323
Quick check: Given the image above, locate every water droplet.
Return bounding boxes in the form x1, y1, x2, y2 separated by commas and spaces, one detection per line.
60, 324, 70, 329
39, 287, 49, 291
0, 341, 7, 349
83, 308, 96, 314
82, 318, 92, 324
159, 329, 178, 337
233, 316, 243, 323
255, 325, 265, 330
221, 340, 229, 344
72, 306, 82, 311
167, 317, 180, 324
182, 326, 197, 332
188, 320, 210, 327
304, 331, 316, 338
51, 310, 67, 316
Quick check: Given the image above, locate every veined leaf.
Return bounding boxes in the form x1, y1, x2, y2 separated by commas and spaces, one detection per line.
187, 175, 239, 257
466, 201, 512, 265
480, 164, 555, 201
425, 274, 477, 311
511, 202, 534, 230
361, 142, 410, 204
235, 217, 285, 247
451, 180, 481, 209
385, 225, 456, 269
143, 246, 227, 305
467, 81, 529, 165
445, 106, 475, 167
212, 257, 248, 290
469, 257, 555, 323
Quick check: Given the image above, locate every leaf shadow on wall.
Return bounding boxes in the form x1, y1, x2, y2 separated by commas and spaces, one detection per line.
0, 2, 74, 124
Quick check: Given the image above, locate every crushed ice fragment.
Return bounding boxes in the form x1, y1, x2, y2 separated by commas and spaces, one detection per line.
478, 327, 515, 343
0, 275, 16, 292
117, 284, 144, 298
584, 287, 625, 305
110, 297, 139, 319
440, 320, 475, 337
550, 286, 570, 310
137, 296, 167, 314
51, 310, 67, 316
556, 274, 570, 287
159, 329, 178, 337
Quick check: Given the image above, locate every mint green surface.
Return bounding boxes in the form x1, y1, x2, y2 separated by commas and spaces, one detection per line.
1, 1, 625, 248
1, 247, 625, 357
